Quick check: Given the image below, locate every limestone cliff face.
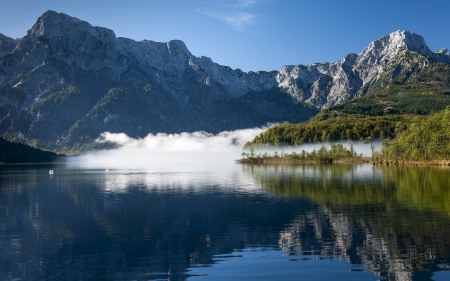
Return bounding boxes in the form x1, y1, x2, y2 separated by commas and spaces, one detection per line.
276, 30, 450, 109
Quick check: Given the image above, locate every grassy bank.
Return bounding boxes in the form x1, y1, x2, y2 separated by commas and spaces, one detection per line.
237, 156, 450, 167
236, 157, 369, 165
237, 143, 450, 167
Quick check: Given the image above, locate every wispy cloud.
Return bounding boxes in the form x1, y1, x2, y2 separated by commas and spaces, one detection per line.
197, 9, 256, 31
198, 0, 265, 31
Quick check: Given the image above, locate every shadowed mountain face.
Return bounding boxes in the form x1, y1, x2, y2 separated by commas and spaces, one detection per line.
0, 11, 449, 151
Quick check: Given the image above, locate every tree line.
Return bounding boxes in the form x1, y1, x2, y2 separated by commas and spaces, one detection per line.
380, 107, 450, 161
245, 115, 409, 147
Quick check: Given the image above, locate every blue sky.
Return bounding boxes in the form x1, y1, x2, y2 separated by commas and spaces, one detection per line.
1, 0, 449, 71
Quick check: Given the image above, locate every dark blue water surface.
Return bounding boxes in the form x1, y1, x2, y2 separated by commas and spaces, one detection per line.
0, 163, 449, 280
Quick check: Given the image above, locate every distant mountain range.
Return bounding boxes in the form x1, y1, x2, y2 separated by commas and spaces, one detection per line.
0, 10, 449, 152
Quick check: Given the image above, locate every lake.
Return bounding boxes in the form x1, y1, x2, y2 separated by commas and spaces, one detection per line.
0, 163, 449, 280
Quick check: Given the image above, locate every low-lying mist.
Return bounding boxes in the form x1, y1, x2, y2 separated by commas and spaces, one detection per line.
67, 127, 268, 171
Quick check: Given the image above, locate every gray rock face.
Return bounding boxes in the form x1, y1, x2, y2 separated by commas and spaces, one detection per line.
0, 11, 448, 150
115, 36, 278, 100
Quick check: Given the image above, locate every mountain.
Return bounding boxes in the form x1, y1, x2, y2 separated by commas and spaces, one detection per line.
0, 11, 316, 151
277, 30, 450, 109
0, 11, 449, 152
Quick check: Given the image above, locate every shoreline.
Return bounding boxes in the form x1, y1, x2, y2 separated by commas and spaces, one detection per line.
236, 157, 450, 167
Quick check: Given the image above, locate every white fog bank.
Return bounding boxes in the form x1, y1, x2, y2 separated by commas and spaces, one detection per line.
66, 127, 269, 171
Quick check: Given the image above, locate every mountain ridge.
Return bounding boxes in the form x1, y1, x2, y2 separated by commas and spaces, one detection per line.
0, 10, 449, 152
2, 11, 449, 104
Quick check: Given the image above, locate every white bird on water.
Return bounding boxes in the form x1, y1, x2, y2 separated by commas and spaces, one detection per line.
49, 170, 54, 175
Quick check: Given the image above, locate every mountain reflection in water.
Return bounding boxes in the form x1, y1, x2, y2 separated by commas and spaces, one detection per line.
0, 164, 449, 281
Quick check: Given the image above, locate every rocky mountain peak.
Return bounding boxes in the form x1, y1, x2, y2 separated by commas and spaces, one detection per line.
27, 10, 116, 43
391, 30, 433, 56
167, 40, 191, 56
436, 47, 449, 55
340, 53, 358, 65
358, 30, 433, 63
29, 11, 81, 37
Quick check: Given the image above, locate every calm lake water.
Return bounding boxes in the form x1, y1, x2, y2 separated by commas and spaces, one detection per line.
0, 163, 449, 281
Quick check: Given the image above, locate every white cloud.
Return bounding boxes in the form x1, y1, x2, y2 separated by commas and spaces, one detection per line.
223, 12, 256, 30
67, 127, 271, 171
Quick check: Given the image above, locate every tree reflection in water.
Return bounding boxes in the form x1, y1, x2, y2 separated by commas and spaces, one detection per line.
245, 164, 450, 280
